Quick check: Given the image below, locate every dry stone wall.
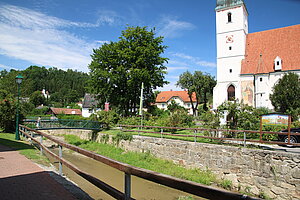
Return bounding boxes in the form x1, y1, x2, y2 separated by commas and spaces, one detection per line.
44, 129, 300, 200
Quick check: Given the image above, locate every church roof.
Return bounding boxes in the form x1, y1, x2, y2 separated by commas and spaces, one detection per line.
241, 24, 300, 75
155, 91, 197, 103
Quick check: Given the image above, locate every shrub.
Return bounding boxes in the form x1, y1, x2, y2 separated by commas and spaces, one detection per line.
90, 110, 120, 129
112, 132, 133, 146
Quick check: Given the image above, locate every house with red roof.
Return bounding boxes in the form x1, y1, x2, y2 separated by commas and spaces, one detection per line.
213, 0, 300, 109
48, 107, 82, 116
155, 90, 197, 115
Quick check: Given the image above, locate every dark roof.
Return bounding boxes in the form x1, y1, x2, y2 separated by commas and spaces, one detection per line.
82, 93, 99, 108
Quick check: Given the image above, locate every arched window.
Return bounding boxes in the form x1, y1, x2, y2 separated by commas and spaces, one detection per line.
227, 12, 232, 23
227, 85, 235, 100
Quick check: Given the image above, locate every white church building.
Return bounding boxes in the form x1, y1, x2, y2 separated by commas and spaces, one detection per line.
213, 0, 300, 109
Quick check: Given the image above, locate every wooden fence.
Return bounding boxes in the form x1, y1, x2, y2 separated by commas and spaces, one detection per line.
118, 124, 300, 147
19, 125, 260, 200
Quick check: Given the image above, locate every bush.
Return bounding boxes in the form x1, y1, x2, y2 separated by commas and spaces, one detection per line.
91, 110, 120, 129
112, 132, 133, 146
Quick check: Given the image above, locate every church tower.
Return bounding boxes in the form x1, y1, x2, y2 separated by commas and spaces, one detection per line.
213, 0, 248, 108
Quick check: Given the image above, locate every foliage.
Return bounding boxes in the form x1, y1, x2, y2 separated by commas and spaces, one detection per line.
56, 114, 86, 120
177, 71, 216, 115
100, 134, 110, 144
167, 100, 186, 112
88, 26, 168, 116
0, 66, 89, 108
199, 110, 220, 129
91, 110, 120, 129
0, 91, 23, 132
270, 73, 300, 120
30, 91, 46, 107
119, 116, 141, 125
112, 132, 133, 146
167, 109, 194, 133
219, 179, 232, 190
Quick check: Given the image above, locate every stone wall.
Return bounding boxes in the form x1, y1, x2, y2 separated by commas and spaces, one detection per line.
44, 129, 300, 200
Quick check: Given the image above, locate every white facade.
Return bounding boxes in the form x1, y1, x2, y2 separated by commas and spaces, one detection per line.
156, 96, 196, 115
213, 1, 248, 109
82, 107, 101, 118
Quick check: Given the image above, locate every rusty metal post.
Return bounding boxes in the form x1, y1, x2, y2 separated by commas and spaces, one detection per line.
259, 116, 263, 143
124, 173, 131, 200
243, 132, 246, 147
59, 145, 63, 176
288, 115, 291, 144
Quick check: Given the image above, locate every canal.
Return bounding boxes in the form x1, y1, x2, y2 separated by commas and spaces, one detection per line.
50, 148, 205, 200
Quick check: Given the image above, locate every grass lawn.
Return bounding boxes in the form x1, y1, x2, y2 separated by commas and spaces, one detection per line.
0, 132, 50, 166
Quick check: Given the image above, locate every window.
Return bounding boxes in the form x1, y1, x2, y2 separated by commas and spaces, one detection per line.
227, 12, 232, 23
277, 61, 280, 66
229, 46, 232, 50
274, 56, 282, 71
187, 103, 190, 108
162, 104, 165, 108
227, 85, 235, 100
229, 69, 232, 73
260, 77, 263, 82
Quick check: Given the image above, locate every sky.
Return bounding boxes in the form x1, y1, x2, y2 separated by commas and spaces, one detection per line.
0, 0, 299, 91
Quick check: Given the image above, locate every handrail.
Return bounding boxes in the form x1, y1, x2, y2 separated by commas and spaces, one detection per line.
119, 124, 300, 147
19, 125, 260, 200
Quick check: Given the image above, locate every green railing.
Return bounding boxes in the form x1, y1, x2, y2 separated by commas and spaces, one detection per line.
23, 119, 103, 130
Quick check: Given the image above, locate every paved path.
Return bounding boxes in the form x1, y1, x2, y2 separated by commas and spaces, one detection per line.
0, 144, 77, 200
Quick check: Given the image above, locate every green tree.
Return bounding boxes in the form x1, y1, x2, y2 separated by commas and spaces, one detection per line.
176, 71, 216, 115
270, 73, 300, 120
88, 26, 168, 116
0, 90, 24, 132
30, 91, 46, 107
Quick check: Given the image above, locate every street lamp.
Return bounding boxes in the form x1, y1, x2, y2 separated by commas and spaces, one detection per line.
15, 74, 23, 140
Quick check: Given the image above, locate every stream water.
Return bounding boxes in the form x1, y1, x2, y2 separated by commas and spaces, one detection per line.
50, 148, 205, 200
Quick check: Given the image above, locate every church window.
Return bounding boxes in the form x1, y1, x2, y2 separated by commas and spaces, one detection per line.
227, 85, 235, 100
229, 69, 232, 73
227, 12, 232, 23
229, 46, 232, 50
260, 78, 263, 82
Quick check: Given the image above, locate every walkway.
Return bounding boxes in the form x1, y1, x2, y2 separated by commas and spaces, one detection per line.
0, 144, 77, 200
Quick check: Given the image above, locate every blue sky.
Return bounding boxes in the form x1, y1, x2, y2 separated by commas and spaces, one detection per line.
0, 0, 299, 91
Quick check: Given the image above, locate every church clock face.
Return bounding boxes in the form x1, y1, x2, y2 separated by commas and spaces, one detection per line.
226, 35, 234, 43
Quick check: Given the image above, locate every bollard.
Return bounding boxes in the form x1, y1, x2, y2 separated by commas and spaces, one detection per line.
59, 145, 63, 176
124, 173, 131, 200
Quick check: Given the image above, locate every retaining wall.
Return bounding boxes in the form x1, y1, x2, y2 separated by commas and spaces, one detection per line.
44, 129, 300, 200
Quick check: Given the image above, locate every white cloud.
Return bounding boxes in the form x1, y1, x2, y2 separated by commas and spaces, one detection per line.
157, 16, 195, 38
172, 52, 216, 68
0, 4, 115, 71
0, 64, 17, 70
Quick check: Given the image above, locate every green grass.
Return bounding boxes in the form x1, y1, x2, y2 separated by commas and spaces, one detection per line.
0, 133, 50, 166
64, 134, 217, 185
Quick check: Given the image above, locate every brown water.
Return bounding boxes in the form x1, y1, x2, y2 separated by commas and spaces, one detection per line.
50, 149, 206, 200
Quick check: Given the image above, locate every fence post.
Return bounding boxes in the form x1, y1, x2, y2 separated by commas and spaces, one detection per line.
59, 145, 63, 176
161, 128, 163, 138
40, 135, 43, 155
194, 129, 197, 143
30, 131, 33, 145
243, 132, 246, 147
124, 173, 131, 200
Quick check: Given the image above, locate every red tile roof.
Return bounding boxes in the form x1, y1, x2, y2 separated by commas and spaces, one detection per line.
155, 91, 197, 103
241, 24, 300, 75
50, 107, 82, 115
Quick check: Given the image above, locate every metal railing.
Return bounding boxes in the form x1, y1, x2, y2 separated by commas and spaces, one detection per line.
118, 124, 300, 147
23, 119, 103, 131
19, 125, 260, 200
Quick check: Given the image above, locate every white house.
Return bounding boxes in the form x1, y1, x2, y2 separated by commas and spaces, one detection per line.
155, 91, 197, 115
82, 94, 101, 118
213, 0, 300, 110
